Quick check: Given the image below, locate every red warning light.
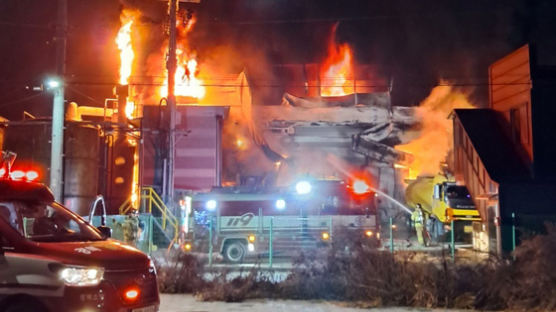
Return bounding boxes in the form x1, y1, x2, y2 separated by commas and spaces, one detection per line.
10, 170, 25, 180
0, 166, 41, 182
346, 174, 374, 201
25, 170, 39, 181
352, 180, 370, 195
124, 288, 140, 301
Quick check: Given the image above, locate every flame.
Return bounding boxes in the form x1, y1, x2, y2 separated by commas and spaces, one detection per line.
320, 25, 354, 96
116, 13, 136, 85
131, 150, 139, 209
396, 84, 474, 178
125, 101, 135, 119
160, 57, 206, 99
160, 15, 205, 100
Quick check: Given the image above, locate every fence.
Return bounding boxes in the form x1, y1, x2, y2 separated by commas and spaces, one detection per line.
185, 213, 380, 268
87, 214, 473, 265
89, 214, 157, 254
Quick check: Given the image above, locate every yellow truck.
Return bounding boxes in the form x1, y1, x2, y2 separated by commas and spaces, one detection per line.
405, 175, 481, 240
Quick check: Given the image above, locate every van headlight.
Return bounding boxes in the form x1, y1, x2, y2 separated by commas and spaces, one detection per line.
58, 266, 104, 287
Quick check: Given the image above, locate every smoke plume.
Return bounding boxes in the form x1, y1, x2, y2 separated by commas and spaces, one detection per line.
396, 83, 474, 178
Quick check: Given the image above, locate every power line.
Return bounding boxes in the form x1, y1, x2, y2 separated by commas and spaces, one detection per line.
0, 21, 52, 30
202, 9, 509, 26
66, 85, 106, 106
0, 93, 45, 108
63, 81, 536, 88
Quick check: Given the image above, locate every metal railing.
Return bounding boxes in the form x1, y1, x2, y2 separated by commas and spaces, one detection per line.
119, 187, 179, 249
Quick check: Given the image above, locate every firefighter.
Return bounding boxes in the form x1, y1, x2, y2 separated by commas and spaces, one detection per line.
122, 210, 139, 246
411, 204, 427, 246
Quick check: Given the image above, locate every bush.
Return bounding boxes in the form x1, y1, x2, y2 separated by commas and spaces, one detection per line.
154, 249, 206, 293
155, 225, 556, 311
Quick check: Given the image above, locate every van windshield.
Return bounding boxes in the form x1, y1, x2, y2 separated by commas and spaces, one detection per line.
0, 201, 104, 242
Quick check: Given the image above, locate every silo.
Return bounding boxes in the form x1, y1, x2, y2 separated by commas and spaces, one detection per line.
3, 120, 100, 216
63, 122, 100, 215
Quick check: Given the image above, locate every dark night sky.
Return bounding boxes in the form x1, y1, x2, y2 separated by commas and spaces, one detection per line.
1, 0, 555, 120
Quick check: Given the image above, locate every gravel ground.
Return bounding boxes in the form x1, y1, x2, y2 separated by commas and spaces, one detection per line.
159, 294, 468, 312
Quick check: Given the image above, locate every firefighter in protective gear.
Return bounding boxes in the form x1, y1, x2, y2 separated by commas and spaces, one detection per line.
411, 204, 427, 246
122, 211, 139, 246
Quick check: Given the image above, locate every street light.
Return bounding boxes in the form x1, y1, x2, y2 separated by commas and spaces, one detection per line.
45, 76, 65, 202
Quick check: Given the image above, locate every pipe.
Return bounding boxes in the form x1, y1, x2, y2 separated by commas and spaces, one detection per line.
215, 115, 223, 187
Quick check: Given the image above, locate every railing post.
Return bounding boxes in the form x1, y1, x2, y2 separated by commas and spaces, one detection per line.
450, 220, 455, 261
389, 217, 394, 253
511, 212, 516, 260
269, 217, 273, 268
148, 215, 153, 254
148, 189, 152, 214
208, 218, 213, 267
329, 215, 333, 239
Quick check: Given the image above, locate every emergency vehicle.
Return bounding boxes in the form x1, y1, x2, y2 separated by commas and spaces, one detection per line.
0, 154, 159, 312
182, 179, 379, 263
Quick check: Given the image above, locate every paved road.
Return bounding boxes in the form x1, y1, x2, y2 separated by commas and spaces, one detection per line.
159, 294, 466, 312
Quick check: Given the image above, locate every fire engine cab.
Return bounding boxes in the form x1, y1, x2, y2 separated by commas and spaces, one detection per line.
0, 154, 159, 312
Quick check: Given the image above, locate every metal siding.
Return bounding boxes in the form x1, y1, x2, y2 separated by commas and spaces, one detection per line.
174, 107, 218, 191
489, 44, 533, 160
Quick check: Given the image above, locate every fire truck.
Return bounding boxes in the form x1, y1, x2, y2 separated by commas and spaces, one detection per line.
180, 178, 380, 263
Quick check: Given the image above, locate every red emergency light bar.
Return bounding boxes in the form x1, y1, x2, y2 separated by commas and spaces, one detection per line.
346, 175, 374, 201
0, 168, 40, 182
352, 180, 370, 195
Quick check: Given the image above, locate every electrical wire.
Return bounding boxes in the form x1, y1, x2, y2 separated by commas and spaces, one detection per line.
0, 21, 52, 30
66, 85, 107, 106
64, 81, 536, 88
0, 93, 45, 108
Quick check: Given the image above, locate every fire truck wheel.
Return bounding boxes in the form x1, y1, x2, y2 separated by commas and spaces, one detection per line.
223, 240, 246, 263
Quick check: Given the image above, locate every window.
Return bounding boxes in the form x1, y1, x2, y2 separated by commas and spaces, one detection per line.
433, 184, 441, 199
0, 201, 103, 243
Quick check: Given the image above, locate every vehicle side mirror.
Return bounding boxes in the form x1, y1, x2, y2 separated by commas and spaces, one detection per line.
433, 184, 441, 200
97, 225, 111, 238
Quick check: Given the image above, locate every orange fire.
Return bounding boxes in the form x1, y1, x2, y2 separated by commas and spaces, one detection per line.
320, 24, 354, 96
396, 84, 474, 179
116, 12, 136, 85
160, 16, 206, 100
116, 10, 138, 120
160, 56, 206, 99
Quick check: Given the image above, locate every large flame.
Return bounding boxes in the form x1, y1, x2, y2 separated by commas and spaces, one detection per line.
160, 56, 206, 99
396, 84, 474, 179
116, 13, 135, 85
160, 16, 206, 100
320, 25, 354, 96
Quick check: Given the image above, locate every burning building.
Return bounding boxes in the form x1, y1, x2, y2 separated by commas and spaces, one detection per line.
110, 5, 461, 222
0, 2, 477, 224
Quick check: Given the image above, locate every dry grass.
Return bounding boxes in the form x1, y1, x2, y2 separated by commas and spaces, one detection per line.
155, 225, 556, 311
154, 249, 207, 293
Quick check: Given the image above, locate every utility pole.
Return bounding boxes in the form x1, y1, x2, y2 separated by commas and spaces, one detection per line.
50, 0, 67, 202
166, 0, 178, 206
164, 0, 200, 205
